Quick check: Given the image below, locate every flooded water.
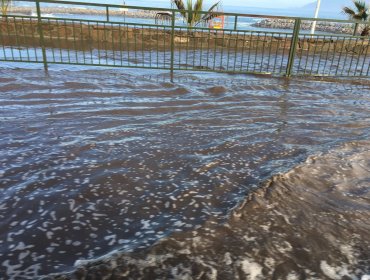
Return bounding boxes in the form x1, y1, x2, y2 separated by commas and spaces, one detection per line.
0, 65, 369, 279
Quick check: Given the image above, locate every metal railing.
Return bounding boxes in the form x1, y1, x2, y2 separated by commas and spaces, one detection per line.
1, 0, 369, 77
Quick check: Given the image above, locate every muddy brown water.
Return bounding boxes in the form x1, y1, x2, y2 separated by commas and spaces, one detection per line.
0, 66, 369, 279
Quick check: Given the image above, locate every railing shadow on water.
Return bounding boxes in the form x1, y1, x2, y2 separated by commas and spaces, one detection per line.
1, 0, 370, 78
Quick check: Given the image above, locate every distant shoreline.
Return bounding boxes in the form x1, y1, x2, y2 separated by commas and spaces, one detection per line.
251, 19, 357, 35
9, 6, 157, 19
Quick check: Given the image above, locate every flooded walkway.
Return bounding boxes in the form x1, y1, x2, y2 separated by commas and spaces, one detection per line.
0, 66, 369, 279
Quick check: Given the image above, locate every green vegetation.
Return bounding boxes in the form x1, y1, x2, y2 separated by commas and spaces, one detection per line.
342, 0, 370, 36
172, 0, 221, 27
1, 0, 11, 16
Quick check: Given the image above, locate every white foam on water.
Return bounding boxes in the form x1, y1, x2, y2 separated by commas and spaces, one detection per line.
240, 258, 263, 280
320, 261, 359, 280
320, 261, 340, 279
223, 252, 232, 265
286, 272, 300, 280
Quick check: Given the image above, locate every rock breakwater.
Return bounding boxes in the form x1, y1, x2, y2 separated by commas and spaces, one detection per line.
252, 18, 359, 35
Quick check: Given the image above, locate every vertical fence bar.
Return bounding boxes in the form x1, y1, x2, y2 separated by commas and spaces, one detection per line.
35, 0, 48, 71
106, 6, 110, 22
170, 10, 175, 81
286, 18, 300, 77
234, 15, 238, 30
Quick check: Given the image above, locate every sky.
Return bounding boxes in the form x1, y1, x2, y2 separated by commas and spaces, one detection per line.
219, 0, 313, 8
143, 0, 317, 8
79, 0, 318, 9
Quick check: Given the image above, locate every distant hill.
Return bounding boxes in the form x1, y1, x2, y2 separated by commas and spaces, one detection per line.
303, 0, 351, 13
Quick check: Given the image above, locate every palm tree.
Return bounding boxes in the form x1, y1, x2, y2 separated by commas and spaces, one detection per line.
1, 0, 11, 16
172, 0, 221, 27
342, 0, 370, 36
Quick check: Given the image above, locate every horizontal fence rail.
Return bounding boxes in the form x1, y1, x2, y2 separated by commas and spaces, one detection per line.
0, 0, 369, 77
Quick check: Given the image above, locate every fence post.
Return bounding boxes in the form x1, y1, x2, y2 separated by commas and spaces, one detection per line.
106, 6, 110, 22
170, 11, 175, 81
286, 18, 301, 77
234, 15, 238, 30
35, 0, 48, 71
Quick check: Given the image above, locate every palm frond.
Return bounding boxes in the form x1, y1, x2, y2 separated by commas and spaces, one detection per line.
353, 14, 364, 20
360, 25, 370, 36
193, 0, 203, 24
342, 0, 369, 21
173, 0, 187, 19
342, 6, 356, 16
354, 0, 367, 12
207, 1, 220, 13
187, 0, 193, 25
1, 0, 11, 16
194, 0, 203, 12
173, 0, 185, 10
201, 1, 220, 22
202, 11, 221, 22
174, 0, 222, 27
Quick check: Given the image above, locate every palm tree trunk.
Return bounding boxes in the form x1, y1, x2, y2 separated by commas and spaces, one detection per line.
353, 23, 359, 35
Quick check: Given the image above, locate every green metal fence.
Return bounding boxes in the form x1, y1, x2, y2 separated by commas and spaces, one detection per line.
1, 0, 369, 77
